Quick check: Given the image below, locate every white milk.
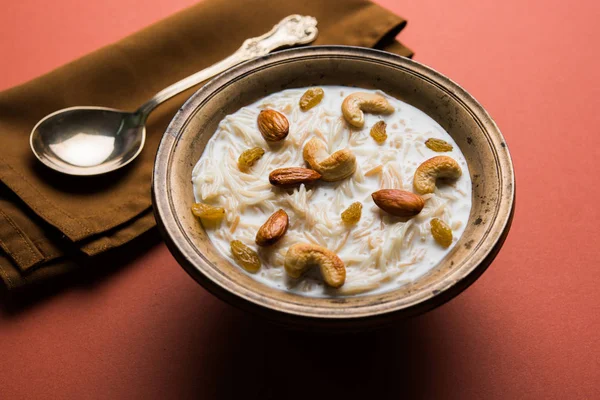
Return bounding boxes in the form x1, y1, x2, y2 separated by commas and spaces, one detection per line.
192, 86, 471, 296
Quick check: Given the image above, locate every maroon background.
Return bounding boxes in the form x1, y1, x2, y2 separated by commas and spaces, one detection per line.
1, 0, 599, 398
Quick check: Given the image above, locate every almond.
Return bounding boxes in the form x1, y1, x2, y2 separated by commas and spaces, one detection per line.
371, 189, 424, 217
257, 109, 289, 142
256, 209, 289, 246
269, 167, 321, 187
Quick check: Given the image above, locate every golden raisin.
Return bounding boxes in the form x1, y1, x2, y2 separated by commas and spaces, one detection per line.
191, 203, 225, 222
370, 121, 387, 144
430, 218, 453, 248
230, 240, 261, 273
425, 138, 453, 152
299, 88, 324, 111
238, 147, 265, 171
341, 202, 362, 225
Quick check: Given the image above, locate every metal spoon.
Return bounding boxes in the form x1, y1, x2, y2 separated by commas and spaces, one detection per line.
30, 15, 318, 176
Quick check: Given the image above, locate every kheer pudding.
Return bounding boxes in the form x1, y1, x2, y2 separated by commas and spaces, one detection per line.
191, 86, 471, 296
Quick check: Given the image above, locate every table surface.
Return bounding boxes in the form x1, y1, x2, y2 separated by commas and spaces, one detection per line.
1, 0, 599, 399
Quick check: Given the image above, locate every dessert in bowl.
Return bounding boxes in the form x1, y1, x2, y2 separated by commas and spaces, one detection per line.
153, 46, 514, 329
191, 86, 472, 296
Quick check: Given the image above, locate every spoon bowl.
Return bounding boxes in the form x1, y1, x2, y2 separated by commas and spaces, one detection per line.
30, 107, 145, 176
28, 14, 318, 176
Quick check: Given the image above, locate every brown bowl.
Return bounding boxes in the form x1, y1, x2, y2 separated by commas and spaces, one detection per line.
152, 46, 515, 330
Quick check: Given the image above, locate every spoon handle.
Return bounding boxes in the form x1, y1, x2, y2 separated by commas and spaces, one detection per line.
135, 15, 318, 118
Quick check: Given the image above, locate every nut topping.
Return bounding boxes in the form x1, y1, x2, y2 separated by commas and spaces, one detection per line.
256, 209, 289, 246
341, 92, 394, 128
257, 109, 289, 142
269, 167, 321, 187
284, 243, 346, 288
371, 189, 424, 217
413, 156, 462, 194
302, 137, 356, 182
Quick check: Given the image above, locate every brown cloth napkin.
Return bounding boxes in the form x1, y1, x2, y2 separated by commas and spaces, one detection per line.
0, 0, 412, 290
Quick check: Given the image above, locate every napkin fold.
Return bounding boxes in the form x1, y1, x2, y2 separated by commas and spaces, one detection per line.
0, 0, 412, 290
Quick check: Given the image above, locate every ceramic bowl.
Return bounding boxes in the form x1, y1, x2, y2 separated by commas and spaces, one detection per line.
152, 46, 515, 330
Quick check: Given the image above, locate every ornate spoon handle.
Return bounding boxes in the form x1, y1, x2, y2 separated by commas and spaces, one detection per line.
136, 15, 318, 117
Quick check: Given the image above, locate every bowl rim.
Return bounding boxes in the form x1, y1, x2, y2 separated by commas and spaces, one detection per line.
152, 45, 515, 326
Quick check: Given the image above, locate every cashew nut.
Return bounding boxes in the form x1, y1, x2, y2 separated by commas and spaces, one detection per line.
284, 243, 346, 288
413, 156, 462, 194
302, 137, 356, 182
341, 92, 395, 128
